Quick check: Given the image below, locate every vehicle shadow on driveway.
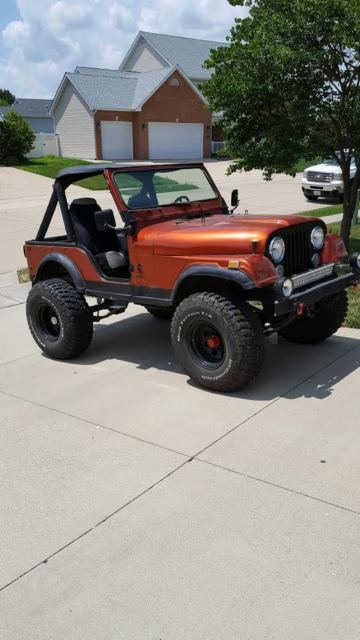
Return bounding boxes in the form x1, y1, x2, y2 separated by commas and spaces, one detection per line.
72, 312, 360, 401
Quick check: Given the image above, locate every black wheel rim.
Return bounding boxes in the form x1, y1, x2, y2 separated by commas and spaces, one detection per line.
36, 303, 61, 341
188, 321, 226, 369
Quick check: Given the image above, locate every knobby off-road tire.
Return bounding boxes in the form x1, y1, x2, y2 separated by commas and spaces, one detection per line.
279, 291, 348, 344
26, 278, 93, 359
145, 305, 174, 320
171, 292, 265, 392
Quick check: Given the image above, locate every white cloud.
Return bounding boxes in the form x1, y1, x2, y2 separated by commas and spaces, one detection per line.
0, 0, 246, 98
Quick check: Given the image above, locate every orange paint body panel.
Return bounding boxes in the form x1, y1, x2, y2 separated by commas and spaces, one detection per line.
24, 163, 352, 300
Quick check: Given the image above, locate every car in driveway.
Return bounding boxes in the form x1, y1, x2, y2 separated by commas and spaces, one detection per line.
301, 156, 357, 201
23, 162, 360, 392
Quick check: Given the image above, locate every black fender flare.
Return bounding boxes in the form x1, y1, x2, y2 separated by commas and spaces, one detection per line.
34, 253, 86, 291
172, 265, 255, 303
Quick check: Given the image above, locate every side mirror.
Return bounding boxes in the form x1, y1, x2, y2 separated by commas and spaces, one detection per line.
95, 209, 116, 232
231, 189, 239, 208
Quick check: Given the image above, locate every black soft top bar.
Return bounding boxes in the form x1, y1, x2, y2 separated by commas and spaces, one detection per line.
55, 162, 204, 186
55, 163, 127, 187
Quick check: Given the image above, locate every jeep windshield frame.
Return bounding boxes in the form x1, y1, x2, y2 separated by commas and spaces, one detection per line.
108, 163, 223, 223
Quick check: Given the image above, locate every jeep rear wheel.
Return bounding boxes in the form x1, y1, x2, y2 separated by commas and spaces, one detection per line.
145, 305, 174, 320
171, 292, 265, 392
26, 278, 93, 359
279, 291, 348, 344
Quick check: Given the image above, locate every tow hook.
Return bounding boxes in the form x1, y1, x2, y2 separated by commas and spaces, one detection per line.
296, 303, 305, 317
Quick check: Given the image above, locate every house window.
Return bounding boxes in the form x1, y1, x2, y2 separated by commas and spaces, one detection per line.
169, 78, 180, 87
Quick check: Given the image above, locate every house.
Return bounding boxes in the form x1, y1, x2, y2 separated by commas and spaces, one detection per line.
0, 98, 54, 133
51, 31, 226, 160
119, 31, 225, 86
120, 31, 226, 150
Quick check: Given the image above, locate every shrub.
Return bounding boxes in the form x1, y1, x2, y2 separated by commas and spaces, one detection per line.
0, 110, 35, 163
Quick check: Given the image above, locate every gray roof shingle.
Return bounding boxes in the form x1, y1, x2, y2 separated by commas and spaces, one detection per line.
139, 31, 227, 80
67, 67, 178, 110
1, 98, 53, 118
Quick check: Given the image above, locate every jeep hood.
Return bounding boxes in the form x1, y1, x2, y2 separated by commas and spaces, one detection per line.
152, 214, 315, 256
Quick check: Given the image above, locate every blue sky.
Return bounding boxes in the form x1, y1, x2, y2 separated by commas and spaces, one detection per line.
0, 0, 19, 28
0, 0, 246, 98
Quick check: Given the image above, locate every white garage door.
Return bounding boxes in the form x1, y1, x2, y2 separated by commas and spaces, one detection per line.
101, 121, 133, 160
148, 123, 203, 160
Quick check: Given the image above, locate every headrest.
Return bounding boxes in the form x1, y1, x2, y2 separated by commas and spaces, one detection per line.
69, 198, 100, 220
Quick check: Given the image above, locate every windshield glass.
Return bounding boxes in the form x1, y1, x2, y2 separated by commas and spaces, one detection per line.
113, 167, 217, 210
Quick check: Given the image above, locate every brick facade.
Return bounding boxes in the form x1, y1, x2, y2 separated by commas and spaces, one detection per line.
94, 70, 211, 160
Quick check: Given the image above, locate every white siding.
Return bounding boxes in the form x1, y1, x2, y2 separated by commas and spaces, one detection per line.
124, 40, 167, 72
53, 81, 95, 158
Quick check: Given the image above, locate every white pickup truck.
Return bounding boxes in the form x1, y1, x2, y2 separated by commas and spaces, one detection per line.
302, 156, 357, 201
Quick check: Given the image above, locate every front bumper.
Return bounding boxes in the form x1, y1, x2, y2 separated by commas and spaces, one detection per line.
301, 178, 343, 196
274, 268, 359, 316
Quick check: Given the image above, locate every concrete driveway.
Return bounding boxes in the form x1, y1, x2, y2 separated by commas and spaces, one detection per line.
0, 161, 340, 274
1, 160, 359, 638
0, 276, 360, 638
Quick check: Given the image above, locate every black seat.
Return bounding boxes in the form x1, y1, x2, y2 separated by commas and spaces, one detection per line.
128, 188, 157, 209
69, 198, 128, 275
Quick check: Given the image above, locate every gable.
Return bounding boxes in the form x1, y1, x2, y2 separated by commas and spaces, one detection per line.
141, 70, 208, 115
121, 37, 168, 73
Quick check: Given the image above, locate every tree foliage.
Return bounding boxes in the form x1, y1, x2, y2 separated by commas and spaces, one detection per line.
203, 0, 360, 247
0, 111, 35, 163
0, 88, 15, 106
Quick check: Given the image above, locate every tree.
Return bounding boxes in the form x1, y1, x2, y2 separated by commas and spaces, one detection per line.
203, 0, 360, 249
0, 89, 15, 106
0, 111, 35, 163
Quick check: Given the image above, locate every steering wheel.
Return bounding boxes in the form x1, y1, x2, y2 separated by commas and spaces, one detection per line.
174, 195, 190, 203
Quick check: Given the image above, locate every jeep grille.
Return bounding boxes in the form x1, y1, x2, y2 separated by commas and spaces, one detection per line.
267, 222, 325, 276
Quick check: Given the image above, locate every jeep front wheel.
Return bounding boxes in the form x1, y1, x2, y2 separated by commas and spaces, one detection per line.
26, 278, 93, 359
279, 291, 348, 344
171, 292, 265, 392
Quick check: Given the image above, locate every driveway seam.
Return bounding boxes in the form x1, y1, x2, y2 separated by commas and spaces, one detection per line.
193, 341, 360, 461
196, 458, 360, 517
0, 387, 188, 458
0, 353, 37, 369
0, 458, 191, 594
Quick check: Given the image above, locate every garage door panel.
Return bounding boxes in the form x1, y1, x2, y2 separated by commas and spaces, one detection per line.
149, 123, 203, 160
101, 121, 133, 160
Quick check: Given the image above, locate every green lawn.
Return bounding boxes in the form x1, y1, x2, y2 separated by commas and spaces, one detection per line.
299, 203, 343, 217
15, 155, 198, 194
294, 157, 322, 173
330, 222, 360, 329
15, 156, 108, 189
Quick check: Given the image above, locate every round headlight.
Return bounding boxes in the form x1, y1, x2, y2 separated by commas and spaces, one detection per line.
311, 252, 321, 268
310, 226, 325, 249
269, 236, 285, 263
282, 278, 294, 298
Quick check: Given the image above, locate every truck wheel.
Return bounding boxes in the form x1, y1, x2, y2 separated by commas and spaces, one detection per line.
279, 291, 348, 344
145, 305, 174, 319
171, 292, 265, 392
26, 278, 93, 359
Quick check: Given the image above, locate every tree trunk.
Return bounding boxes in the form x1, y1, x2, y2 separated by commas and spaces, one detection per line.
340, 169, 359, 251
